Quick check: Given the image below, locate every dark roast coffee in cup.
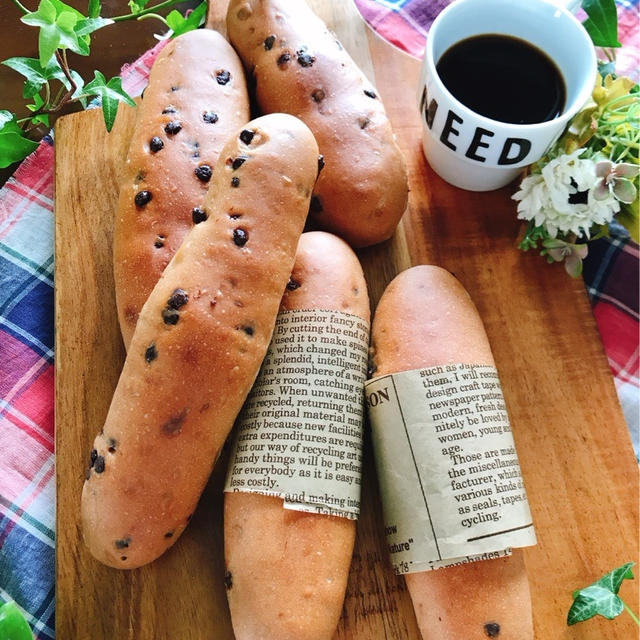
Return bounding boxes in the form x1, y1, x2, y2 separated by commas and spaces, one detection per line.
418, 0, 596, 191
436, 34, 566, 125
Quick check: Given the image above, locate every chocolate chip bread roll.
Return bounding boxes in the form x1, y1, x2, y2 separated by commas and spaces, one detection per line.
369, 266, 533, 640
225, 231, 369, 640
114, 29, 249, 348
227, 0, 408, 249
82, 114, 318, 569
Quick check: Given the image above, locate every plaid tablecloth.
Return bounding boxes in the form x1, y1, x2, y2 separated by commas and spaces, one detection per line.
1, 1, 638, 637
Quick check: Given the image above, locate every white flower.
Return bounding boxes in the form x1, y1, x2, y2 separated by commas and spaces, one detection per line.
512, 149, 620, 238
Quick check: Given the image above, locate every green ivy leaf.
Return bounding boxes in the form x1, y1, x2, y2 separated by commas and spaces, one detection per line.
26, 93, 45, 112
165, 1, 207, 37
83, 70, 135, 132
128, 0, 150, 15
75, 17, 113, 38
88, 0, 101, 18
21, 0, 91, 65
0, 112, 39, 168
568, 562, 635, 625
581, 0, 621, 48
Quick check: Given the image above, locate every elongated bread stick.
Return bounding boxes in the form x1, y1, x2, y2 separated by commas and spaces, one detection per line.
369, 266, 533, 640
82, 114, 318, 569
114, 29, 249, 347
224, 231, 370, 639
227, 0, 408, 248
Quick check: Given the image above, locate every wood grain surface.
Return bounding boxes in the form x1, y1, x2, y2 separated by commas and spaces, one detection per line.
55, 1, 639, 638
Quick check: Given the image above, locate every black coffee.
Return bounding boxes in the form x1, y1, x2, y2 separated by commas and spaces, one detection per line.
436, 34, 566, 125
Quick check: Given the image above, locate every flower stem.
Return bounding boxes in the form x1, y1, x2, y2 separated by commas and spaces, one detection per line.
111, 0, 183, 22
623, 601, 640, 626
10, 0, 29, 14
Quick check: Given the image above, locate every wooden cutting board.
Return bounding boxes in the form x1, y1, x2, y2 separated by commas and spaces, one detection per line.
55, 1, 639, 638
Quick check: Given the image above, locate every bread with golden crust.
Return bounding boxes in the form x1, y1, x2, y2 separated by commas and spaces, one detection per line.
114, 29, 249, 348
82, 114, 318, 569
227, 0, 408, 248
369, 265, 533, 640
225, 231, 369, 639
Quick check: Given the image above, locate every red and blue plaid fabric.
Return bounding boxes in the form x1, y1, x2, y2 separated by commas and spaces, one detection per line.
0, 3, 637, 637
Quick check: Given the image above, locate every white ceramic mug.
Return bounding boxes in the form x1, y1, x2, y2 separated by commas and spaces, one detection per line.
418, 0, 597, 191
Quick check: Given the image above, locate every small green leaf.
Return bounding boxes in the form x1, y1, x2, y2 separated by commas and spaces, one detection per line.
26, 93, 46, 111
47, 0, 84, 19
568, 562, 636, 625
84, 71, 135, 131
88, 0, 101, 18
581, 0, 621, 48
128, 0, 150, 15
0, 111, 14, 128
166, 1, 207, 37
0, 113, 39, 168
75, 16, 113, 37
0, 601, 34, 640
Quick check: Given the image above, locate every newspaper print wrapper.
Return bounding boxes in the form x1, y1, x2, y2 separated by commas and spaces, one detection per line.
365, 364, 536, 575
225, 309, 369, 519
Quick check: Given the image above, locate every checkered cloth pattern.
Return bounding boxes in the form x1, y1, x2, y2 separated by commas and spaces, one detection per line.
0, 2, 637, 637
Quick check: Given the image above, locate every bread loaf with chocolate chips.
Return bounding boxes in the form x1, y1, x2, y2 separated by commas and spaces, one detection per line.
225, 231, 369, 640
369, 266, 533, 640
82, 114, 318, 569
114, 29, 249, 348
227, 0, 408, 248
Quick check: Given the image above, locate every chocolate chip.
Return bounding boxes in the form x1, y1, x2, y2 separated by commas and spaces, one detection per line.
164, 120, 182, 135
238, 325, 254, 336
310, 195, 322, 213
317, 155, 325, 173
364, 89, 377, 99
231, 177, 240, 188
115, 538, 130, 549
195, 165, 212, 182
233, 228, 248, 246
484, 623, 500, 637
89, 449, 98, 467
232, 156, 247, 170
164, 531, 174, 539
311, 89, 325, 103
216, 70, 231, 85
359, 117, 371, 129
162, 308, 180, 325
107, 438, 117, 454
287, 277, 301, 291
167, 288, 188, 310
240, 129, 255, 145
224, 570, 233, 589
277, 52, 291, 67
264, 35, 276, 50
145, 343, 157, 363
171, 86, 179, 92
229, 213, 241, 220
192, 207, 207, 224
94, 455, 105, 474
162, 106, 177, 114
296, 49, 315, 67
154, 235, 165, 248
149, 136, 164, 152
134, 190, 152, 207
162, 409, 187, 435
203, 111, 218, 124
